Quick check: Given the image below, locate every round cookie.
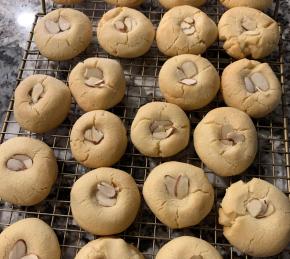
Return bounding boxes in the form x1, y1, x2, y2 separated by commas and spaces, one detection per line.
69, 57, 126, 112
70, 168, 140, 235
156, 6, 218, 57
159, 0, 206, 9
193, 107, 257, 177
70, 110, 127, 168
14, 74, 71, 133
0, 137, 57, 206
75, 238, 144, 259
0, 218, 60, 259
34, 8, 92, 60
104, 0, 144, 7
218, 7, 279, 59
53, 0, 84, 4
97, 7, 155, 58
219, 178, 290, 257
219, 0, 272, 10
159, 54, 220, 110
143, 162, 214, 229
156, 236, 222, 259
130, 102, 190, 157
221, 59, 281, 118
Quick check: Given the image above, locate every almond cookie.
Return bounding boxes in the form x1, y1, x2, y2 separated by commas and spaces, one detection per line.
218, 7, 279, 59
75, 238, 144, 259
34, 8, 92, 60
71, 168, 140, 235
0, 137, 57, 206
156, 236, 222, 259
131, 102, 190, 157
221, 59, 281, 118
0, 218, 60, 259
14, 74, 71, 133
159, 0, 206, 9
143, 162, 214, 229
69, 58, 126, 112
156, 5, 218, 57
104, 0, 144, 7
70, 110, 127, 168
159, 54, 220, 110
219, 178, 290, 257
97, 7, 155, 58
220, 0, 272, 10
193, 107, 257, 177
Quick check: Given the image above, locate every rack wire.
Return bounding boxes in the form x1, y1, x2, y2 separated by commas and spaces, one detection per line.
0, 0, 289, 258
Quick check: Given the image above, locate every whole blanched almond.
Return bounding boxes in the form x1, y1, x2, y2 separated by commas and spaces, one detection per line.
250, 72, 269, 91
45, 20, 60, 34
8, 240, 26, 259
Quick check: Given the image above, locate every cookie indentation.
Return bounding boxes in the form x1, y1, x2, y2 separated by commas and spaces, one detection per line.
114, 17, 137, 33
177, 61, 198, 86
241, 17, 257, 31
181, 17, 196, 35
84, 67, 105, 88
6, 155, 33, 171
96, 182, 118, 207
150, 120, 175, 140
45, 16, 71, 34
9, 240, 39, 259
31, 83, 44, 104
244, 72, 269, 93
164, 174, 189, 199
246, 198, 275, 218
84, 127, 104, 145
220, 124, 245, 146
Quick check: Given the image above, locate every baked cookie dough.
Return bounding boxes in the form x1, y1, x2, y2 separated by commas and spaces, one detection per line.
14, 74, 71, 133
34, 8, 92, 60
104, 0, 144, 7
156, 236, 222, 259
219, 178, 290, 257
97, 7, 155, 58
218, 7, 279, 59
221, 59, 281, 118
0, 137, 57, 206
143, 162, 214, 229
156, 6, 218, 57
53, 0, 83, 4
159, 0, 206, 9
75, 238, 144, 259
220, 0, 272, 10
68, 57, 126, 112
193, 107, 257, 177
0, 218, 60, 259
159, 54, 220, 110
130, 102, 190, 157
71, 168, 140, 235
70, 110, 127, 168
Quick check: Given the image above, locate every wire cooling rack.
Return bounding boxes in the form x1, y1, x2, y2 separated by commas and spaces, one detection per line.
0, 0, 289, 258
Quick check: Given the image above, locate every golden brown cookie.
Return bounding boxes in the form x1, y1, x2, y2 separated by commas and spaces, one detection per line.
220, 0, 272, 10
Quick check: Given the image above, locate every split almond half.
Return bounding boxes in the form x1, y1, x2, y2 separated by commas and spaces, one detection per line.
96, 181, 118, 207
6, 155, 33, 171
150, 120, 175, 140
31, 83, 44, 104
164, 174, 189, 199
84, 127, 104, 145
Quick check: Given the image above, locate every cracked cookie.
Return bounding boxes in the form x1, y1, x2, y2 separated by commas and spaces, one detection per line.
97, 7, 155, 58
158, 0, 206, 9
0, 218, 60, 259
219, 178, 290, 257
104, 0, 144, 7
218, 7, 279, 59
156, 236, 222, 259
159, 54, 220, 110
193, 107, 257, 176
156, 5, 217, 57
70, 110, 127, 168
69, 57, 126, 112
130, 102, 190, 157
75, 237, 144, 259
71, 168, 140, 235
221, 59, 281, 118
143, 162, 214, 229
220, 0, 272, 10
0, 137, 57, 206
14, 74, 71, 133
34, 8, 92, 60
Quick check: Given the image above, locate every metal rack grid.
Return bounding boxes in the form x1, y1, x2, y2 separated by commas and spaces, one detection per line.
0, 0, 289, 258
